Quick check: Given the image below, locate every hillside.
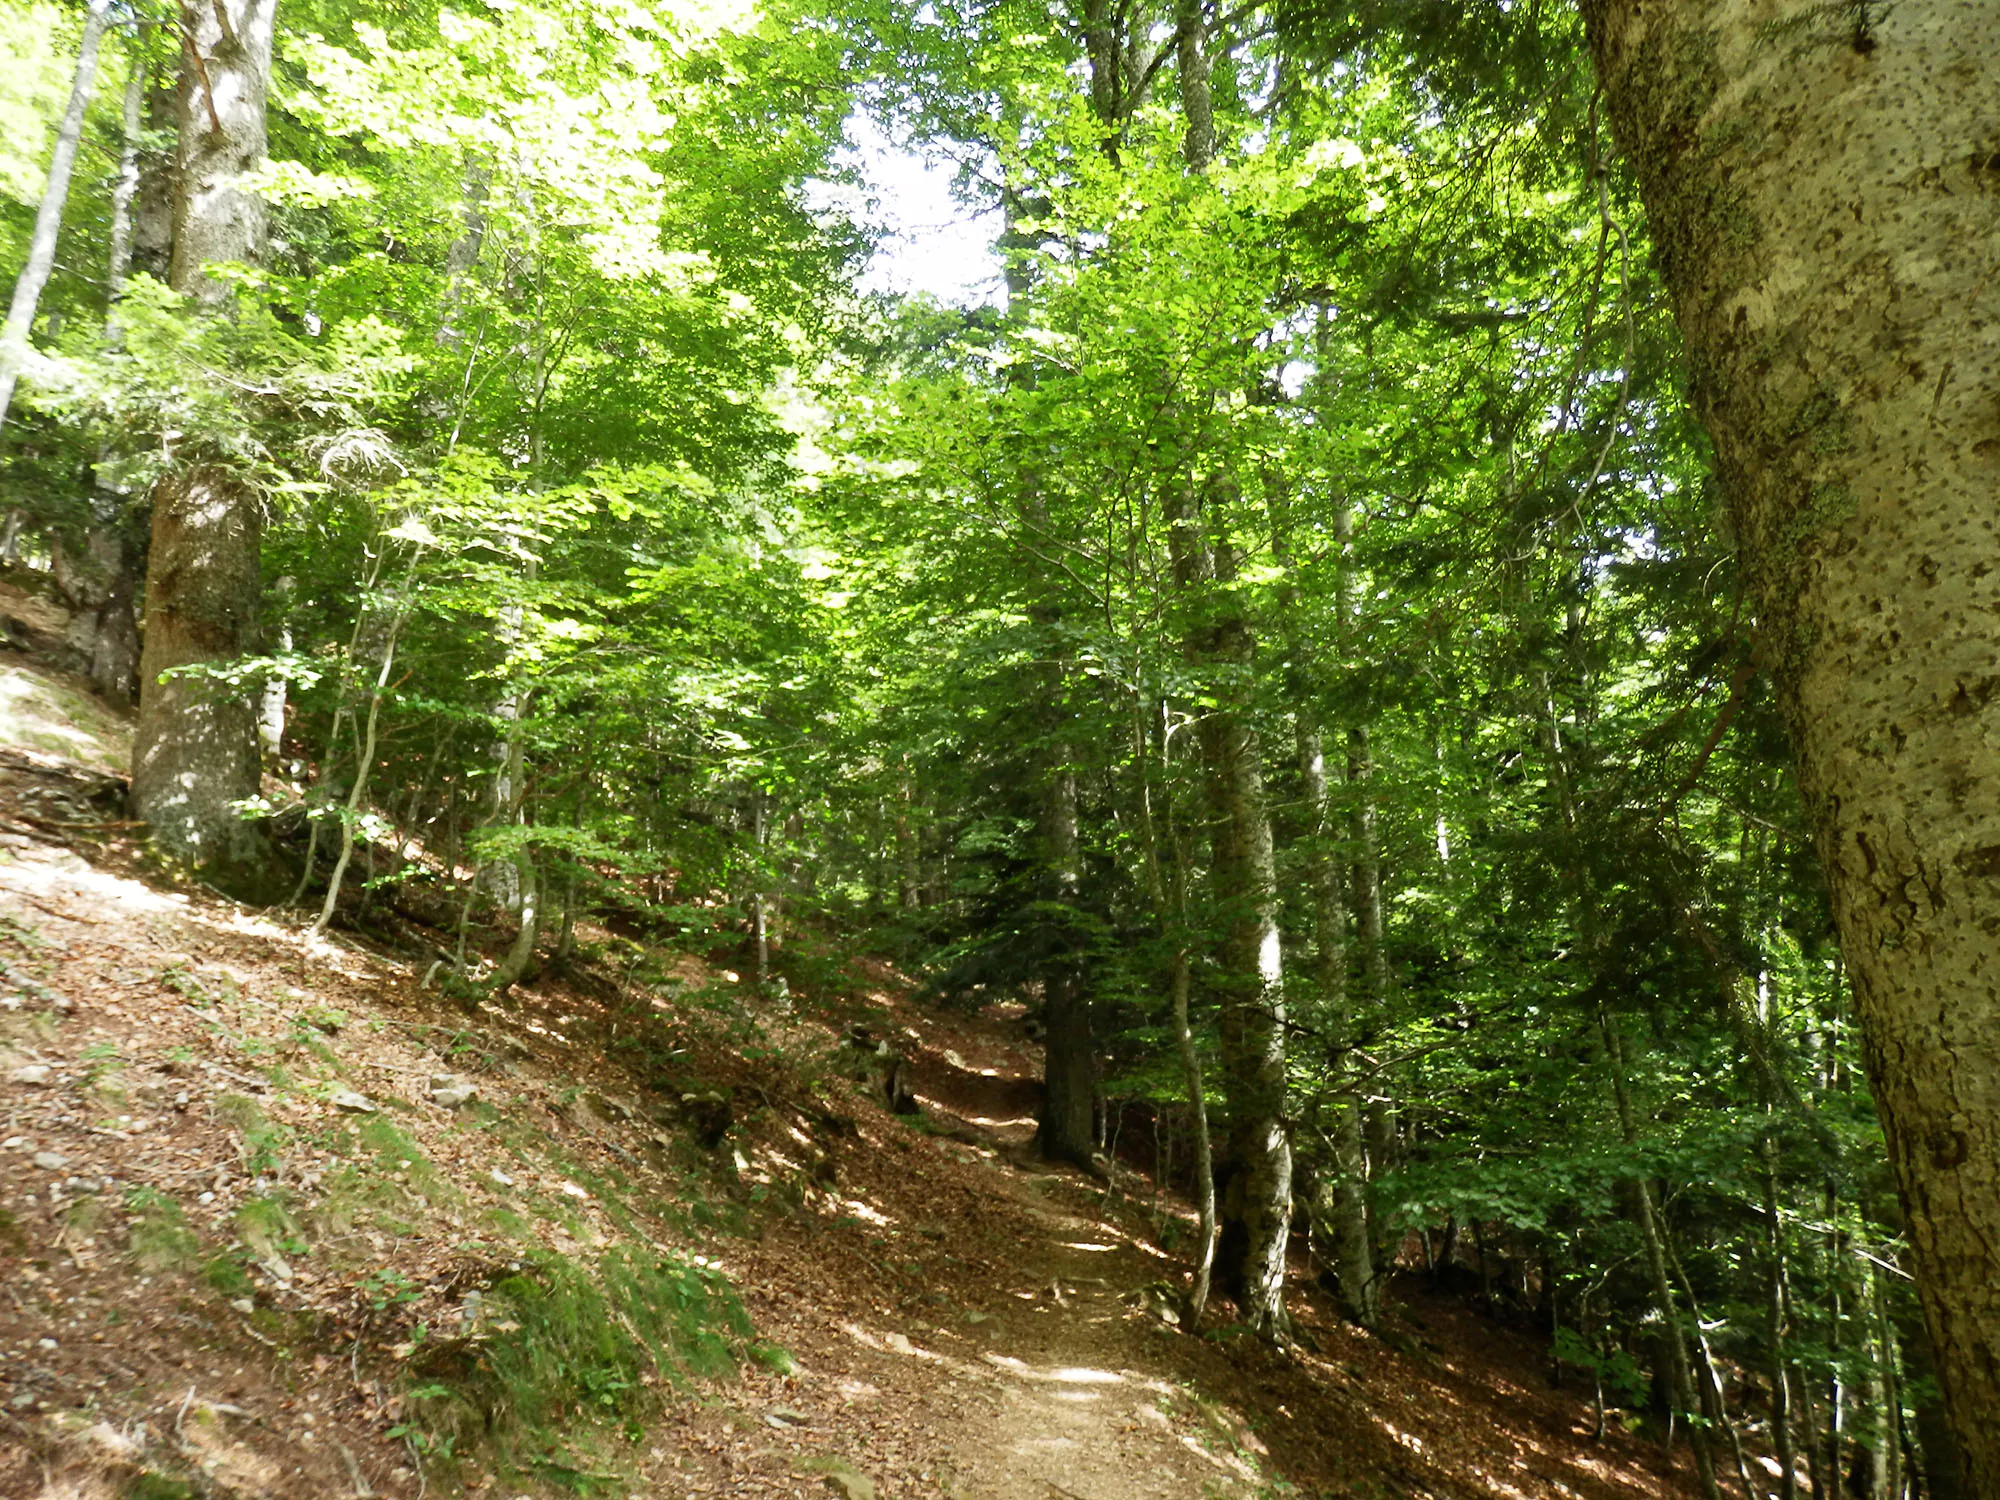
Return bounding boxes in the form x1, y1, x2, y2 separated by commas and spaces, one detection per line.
0, 648, 1707, 1500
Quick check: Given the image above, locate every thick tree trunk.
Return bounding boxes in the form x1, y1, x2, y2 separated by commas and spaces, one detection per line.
1582, 6, 2000, 1489
0, 0, 112, 430
53, 514, 143, 705
130, 0, 278, 894
168, 0, 276, 303
131, 465, 270, 887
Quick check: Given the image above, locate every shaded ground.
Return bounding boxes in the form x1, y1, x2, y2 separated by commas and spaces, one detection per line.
0, 650, 1702, 1500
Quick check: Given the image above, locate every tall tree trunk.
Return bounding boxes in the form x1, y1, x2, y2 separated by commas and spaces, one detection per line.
1034, 636, 1096, 1167
1582, 8, 2000, 1489
1894, 1292, 1964, 1500
1170, 4, 1288, 1336
1270, 463, 1374, 1329
1763, 1137, 1801, 1500
1170, 477, 1292, 1335
105, 44, 145, 305
55, 45, 153, 709
1133, 690, 1218, 1323
130, 0, 279, 895
0, 0, 112, 431
1304, 714, 1377, 1328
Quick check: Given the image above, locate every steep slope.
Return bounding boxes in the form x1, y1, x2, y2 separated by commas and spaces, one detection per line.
0, 652, 1702, 1500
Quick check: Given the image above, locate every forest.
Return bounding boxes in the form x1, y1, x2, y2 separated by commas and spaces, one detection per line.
0, 1, 1994, 1499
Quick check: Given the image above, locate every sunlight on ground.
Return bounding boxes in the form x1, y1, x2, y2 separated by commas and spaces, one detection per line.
1060, 1241, 1116, 1252
0, 846, 181, 919
0, 662, 131, 774
982, 1354, 1125, 1385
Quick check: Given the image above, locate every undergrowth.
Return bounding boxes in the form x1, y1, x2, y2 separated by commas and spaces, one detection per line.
403, 1245, 748, 1479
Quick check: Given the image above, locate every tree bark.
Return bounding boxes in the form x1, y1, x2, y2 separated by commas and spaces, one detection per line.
0, 0, 112, 431
1582, 6, 2000, 1490
130, 0, 279, 894
1170, 477, 1292, 1335
168, 0, 276, 305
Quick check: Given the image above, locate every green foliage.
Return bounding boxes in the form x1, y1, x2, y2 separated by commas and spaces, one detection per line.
125, 1187, 199, 1274
402, 1247, 747, 1462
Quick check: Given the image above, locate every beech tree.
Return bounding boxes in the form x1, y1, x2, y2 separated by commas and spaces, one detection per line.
1580, 4, 2000, 1489
127, 0, 280, 891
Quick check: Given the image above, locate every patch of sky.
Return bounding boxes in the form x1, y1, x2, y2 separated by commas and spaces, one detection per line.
806, 111, 1003, 308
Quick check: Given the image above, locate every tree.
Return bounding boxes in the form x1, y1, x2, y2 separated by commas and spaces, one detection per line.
128, 0, 280, 892
1581, 4, 2000, 1489
0, 0, 112, 431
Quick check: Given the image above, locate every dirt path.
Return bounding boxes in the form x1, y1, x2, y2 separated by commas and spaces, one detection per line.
942, 1175, 1260, 1500
710, 988, 1706, 1500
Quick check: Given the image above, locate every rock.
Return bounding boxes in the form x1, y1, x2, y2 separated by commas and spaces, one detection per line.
429, 1075, 477, 1108
329, 1089, 376, 1113
489, 1168, 515, 1188
678, 1090, 734, 1150
768, 1408, 811, 1427
32, 1151, 69, 1171
231, 1299, 255, 1315
10, 1065, 52, 1085
819, 1465, 874, 1500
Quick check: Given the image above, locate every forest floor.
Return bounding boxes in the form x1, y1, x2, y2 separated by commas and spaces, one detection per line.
0, 639, 1706, 1500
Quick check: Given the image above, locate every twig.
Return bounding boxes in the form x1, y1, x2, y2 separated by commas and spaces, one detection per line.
334, 1439, 375, 1498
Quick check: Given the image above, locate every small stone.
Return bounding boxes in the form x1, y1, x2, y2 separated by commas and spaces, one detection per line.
198, 1192, 215, 1204
36, 1338, 56, 1350
429, 1075, 477, 1108
2, 1136, 24, 1149
231, 1299, 254, 1315
10, 1065, 51, 1085
769, 1408, 811, 1427
32, 1151, 68, 1171
488, 1168, 515, 1188
9, 1393, 31, 1409
329, 1090, 376, 1113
